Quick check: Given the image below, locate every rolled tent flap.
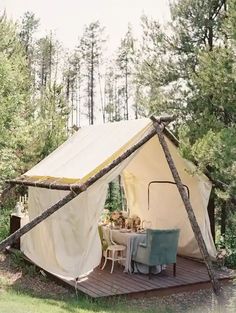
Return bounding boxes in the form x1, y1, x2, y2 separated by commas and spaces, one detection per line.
20, 118, 216, 279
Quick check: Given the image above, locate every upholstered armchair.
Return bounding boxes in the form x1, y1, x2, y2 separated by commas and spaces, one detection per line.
132, 228, 180, 279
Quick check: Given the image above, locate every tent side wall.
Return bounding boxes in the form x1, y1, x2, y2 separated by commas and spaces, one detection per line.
21, 161, 132, 279
122, 136, 216, 259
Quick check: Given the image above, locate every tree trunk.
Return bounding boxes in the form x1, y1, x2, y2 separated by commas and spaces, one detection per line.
151, 116, 221, 296
98, 66, 105, 123
134, 86, 139, 120
49, 32, 53, 87
221, 201, 227, 238
71, 81, 74, 126
208, 14, 213, 51
118, 175, 124, 210
108, 182, 113, 211
208, 189, 216, 242
90, 41, 94, 125
125, 56, 129, 120
66, 75, 70, 101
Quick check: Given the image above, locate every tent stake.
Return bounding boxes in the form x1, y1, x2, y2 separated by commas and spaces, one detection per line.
151, 116, 221, 295
0, 127, 159, 252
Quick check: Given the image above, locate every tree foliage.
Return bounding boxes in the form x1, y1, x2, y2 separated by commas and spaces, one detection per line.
134, 0, 236, 261
0, 14, 32, 185
1, 2, 236, 262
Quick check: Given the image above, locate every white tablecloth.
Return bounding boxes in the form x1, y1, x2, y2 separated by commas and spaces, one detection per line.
102, 227, 162, 274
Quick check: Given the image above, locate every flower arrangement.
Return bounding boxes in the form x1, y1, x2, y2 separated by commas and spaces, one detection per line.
110, 211, 126, 228
132, 215, 141, 229
100, 209, 141, 230
125, 214, 141, 230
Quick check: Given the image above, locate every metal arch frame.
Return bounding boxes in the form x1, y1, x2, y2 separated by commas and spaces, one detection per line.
148, 180, 190, 210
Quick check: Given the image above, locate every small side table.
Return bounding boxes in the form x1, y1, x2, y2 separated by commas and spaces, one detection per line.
9, 213, 27, 250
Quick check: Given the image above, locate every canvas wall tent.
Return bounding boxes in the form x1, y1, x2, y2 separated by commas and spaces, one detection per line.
9, 118, 216, 279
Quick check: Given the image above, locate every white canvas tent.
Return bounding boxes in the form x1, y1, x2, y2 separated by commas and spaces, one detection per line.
16, 118, 216, 279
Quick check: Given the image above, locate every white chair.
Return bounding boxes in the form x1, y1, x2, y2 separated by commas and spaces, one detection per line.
101, 227, 126, 273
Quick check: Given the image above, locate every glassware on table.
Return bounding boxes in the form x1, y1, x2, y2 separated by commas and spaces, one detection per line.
141, 220, 152, 229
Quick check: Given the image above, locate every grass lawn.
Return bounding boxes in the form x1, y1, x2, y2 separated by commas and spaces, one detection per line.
0, 253, 173, 313
1, 252, 235, 313
0, 289, 173, 313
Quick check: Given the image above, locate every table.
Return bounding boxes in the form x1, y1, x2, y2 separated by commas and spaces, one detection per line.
111, 229, 146, 273
10, 213, 28, 250
102, 227, 162, 274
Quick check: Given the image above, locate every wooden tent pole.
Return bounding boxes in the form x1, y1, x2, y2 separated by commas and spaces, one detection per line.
150, 116, 221, 295
0, 126, 160, 252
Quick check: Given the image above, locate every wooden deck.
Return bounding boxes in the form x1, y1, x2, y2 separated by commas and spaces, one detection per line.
67, 257, 235, 298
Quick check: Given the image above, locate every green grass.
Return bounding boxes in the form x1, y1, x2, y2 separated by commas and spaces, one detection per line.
0, 249, 173, 313
0, 289, 173, 313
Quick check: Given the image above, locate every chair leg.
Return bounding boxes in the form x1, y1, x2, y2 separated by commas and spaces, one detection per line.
131, 260, 134, 273
148, 266, 152, 279
110, 250, 115, 274
101, 251, 108, 270
173, 263, 176, 276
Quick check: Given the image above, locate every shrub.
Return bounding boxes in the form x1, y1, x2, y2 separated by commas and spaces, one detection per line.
216, 211, 236, 268
0, 206, 11, 242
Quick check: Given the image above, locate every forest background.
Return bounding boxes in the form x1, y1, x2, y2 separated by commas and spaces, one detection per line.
0, 0, 236, 267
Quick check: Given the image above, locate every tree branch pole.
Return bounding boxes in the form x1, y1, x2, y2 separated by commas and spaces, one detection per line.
150, 116, 221, 295
0, 123, 170, 252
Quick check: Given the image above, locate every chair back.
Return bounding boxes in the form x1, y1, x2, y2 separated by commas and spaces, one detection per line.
98, 225, 109, 251
146, 228, 180, 266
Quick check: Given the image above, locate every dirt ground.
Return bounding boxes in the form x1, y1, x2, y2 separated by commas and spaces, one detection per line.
1, 252, 236, 312
0, 252, 70, 299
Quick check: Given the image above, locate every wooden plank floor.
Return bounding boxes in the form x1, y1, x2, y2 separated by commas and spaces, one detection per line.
67, 257, 235, 298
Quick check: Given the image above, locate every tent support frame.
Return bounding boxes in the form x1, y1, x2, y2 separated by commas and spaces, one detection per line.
0, 115, 220, 295
0, 123, 163, 252
150, 116, 220, 295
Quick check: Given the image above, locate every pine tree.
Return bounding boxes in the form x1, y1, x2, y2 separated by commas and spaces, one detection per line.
134, 1, 236, 244
79, 21, 105, 125
0, 14, 32, 185
116, 25, 135, 120
135, 15, 169, 117
64, 50, 82, 129
19, 12, 39, 64
104, 63, 122, 122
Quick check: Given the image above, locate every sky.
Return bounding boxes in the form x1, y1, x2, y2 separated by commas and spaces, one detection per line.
0, 0, 170, 51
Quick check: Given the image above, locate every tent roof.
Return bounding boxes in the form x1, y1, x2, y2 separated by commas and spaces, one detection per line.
24, 119, 155, 185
